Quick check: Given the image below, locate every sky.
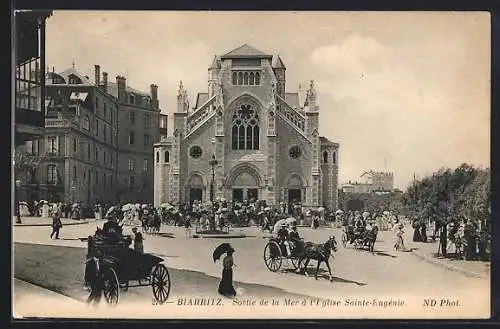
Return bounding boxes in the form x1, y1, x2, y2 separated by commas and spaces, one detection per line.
43, 11, 490, 189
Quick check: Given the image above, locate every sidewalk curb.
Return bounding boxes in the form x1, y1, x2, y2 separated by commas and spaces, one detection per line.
410, 248, 488, 279
14, 220, 90, 227
14, 277, 84, 303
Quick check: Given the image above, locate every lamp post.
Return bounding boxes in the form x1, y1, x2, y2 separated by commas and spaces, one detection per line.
209, 154, 218, 202
15, 179, 22, 224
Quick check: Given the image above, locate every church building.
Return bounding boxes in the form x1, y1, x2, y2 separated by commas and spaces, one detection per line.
154, 44, 339, 209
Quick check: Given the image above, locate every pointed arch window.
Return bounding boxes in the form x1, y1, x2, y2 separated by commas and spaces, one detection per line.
323, 151, 329, 163
156, 151, 159, 163
231, 104, 260, 150
232, 72, 237, 85
249, 72, 255, 85
255, 72, 260, 85
244, 72, 249, 85
332, 151, 336, 164
164, 151, 170, 163
238, 72, 243, 85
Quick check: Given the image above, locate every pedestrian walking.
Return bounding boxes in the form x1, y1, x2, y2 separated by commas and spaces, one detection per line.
185, 214, 192, 237
213, 243, 236, 298
132, 227, 144, 253
50, 209, 63, 239
393, 221, 405, 251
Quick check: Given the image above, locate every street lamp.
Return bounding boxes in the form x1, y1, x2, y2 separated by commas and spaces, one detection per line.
209, 154, 218, 202
15, 179, 22, 224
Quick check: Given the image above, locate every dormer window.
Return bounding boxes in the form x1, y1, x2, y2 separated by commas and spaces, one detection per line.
129, 94, 135, 104
68, 74, 82, 84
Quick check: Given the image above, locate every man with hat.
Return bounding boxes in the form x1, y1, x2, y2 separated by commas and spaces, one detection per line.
277, 222, 292, 256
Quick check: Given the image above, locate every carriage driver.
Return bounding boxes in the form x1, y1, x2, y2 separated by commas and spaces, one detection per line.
288, 224, 303, 255
277, 223, 292, 256
353, 214, 365, 242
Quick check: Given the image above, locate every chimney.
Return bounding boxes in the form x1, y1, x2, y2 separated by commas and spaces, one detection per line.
150, 84, 158, 109
94, 65, 100, 86
116, 75, 126, 102
102, 72, 108, 93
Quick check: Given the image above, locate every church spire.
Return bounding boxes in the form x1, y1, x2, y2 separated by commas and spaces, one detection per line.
304, 80, 318, 111
177, 80, 189, 112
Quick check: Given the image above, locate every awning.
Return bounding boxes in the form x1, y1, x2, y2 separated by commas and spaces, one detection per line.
69, 91, 88, 102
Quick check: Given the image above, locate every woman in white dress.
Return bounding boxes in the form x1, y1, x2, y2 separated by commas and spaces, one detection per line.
41, 202, 50, 218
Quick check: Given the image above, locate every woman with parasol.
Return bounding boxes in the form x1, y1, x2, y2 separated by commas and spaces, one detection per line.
213, 243, 236, 298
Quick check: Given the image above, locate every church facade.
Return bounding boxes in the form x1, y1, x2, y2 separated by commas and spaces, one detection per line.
154, 44, 339, 209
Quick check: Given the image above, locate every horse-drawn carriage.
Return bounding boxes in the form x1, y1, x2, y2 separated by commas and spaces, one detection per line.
341, 224, 378, 252
84, 227, 171, 305
263, 235, 338, 281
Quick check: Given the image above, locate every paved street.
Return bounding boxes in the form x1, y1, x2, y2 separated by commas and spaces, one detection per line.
13, 221, 490, 318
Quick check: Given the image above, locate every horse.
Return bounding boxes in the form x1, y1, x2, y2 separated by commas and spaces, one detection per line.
363, 225, 378, 253
297, 236, 338, 281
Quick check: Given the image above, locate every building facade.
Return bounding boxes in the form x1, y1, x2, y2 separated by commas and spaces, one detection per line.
341, 171, 395, 194
111, 74, 167, 203
154, 44, 339, 209
18, 64, 167, 204
14, 10, 52, 206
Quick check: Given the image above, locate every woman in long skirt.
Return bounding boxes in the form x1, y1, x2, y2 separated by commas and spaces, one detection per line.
218, 247, 236, 297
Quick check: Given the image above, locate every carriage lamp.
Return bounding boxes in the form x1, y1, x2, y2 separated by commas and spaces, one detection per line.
209, 154, 218, 202
15, 179, 22, 224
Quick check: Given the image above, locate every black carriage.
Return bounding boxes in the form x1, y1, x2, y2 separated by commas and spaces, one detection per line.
263, 237, 304, 272
85, 229, 171, 305
341, 225, 378, 252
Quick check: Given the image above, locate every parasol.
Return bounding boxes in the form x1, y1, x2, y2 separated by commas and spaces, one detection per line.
317, 207, 325, 212
285, 217, 297, 225
159, 203, 172, 208
105, 207, 115, 218
264, 207, 271, 211
72, 203, 79, 208
335, 209, 344, 215
362, 211, 370, 219
383, 211, 390, 216
141, 204, 148, 209
273, 218, 288, 234
121, 204, 130, 211
19, 201, 28, 205
213, 243, 235, 262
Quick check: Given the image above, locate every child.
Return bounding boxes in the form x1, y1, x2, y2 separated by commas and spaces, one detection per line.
132, 227, 144, 253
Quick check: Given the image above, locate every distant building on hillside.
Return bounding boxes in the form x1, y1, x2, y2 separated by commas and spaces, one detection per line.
341, 170, 394, 194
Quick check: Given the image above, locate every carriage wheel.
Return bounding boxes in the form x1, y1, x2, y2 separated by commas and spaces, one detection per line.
264, 241, 282, 272
341, 233, 348, 248
102, 267, 120, 305
151, 264, 171, 304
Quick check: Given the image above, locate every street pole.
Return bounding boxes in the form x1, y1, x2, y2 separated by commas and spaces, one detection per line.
209, 154, 218, 202
15, 179, 22, 224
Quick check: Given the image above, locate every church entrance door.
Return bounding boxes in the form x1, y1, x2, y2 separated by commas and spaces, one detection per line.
247, 188, 258, 201
288, 189, 302, 204
190, 188, 203, 204
232, 189, 244, 202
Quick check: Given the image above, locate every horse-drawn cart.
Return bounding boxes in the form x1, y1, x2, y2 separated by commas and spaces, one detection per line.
263, 236, 338, 281
85, 228, 171, 305
263, 237, 301, 272
341, 225, 378, 252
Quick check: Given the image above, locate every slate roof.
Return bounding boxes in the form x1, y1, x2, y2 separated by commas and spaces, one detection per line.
47, 67, 93, 86
320, 136, 339, 147
221, 44, 272, 59
105, 81, 149, 98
